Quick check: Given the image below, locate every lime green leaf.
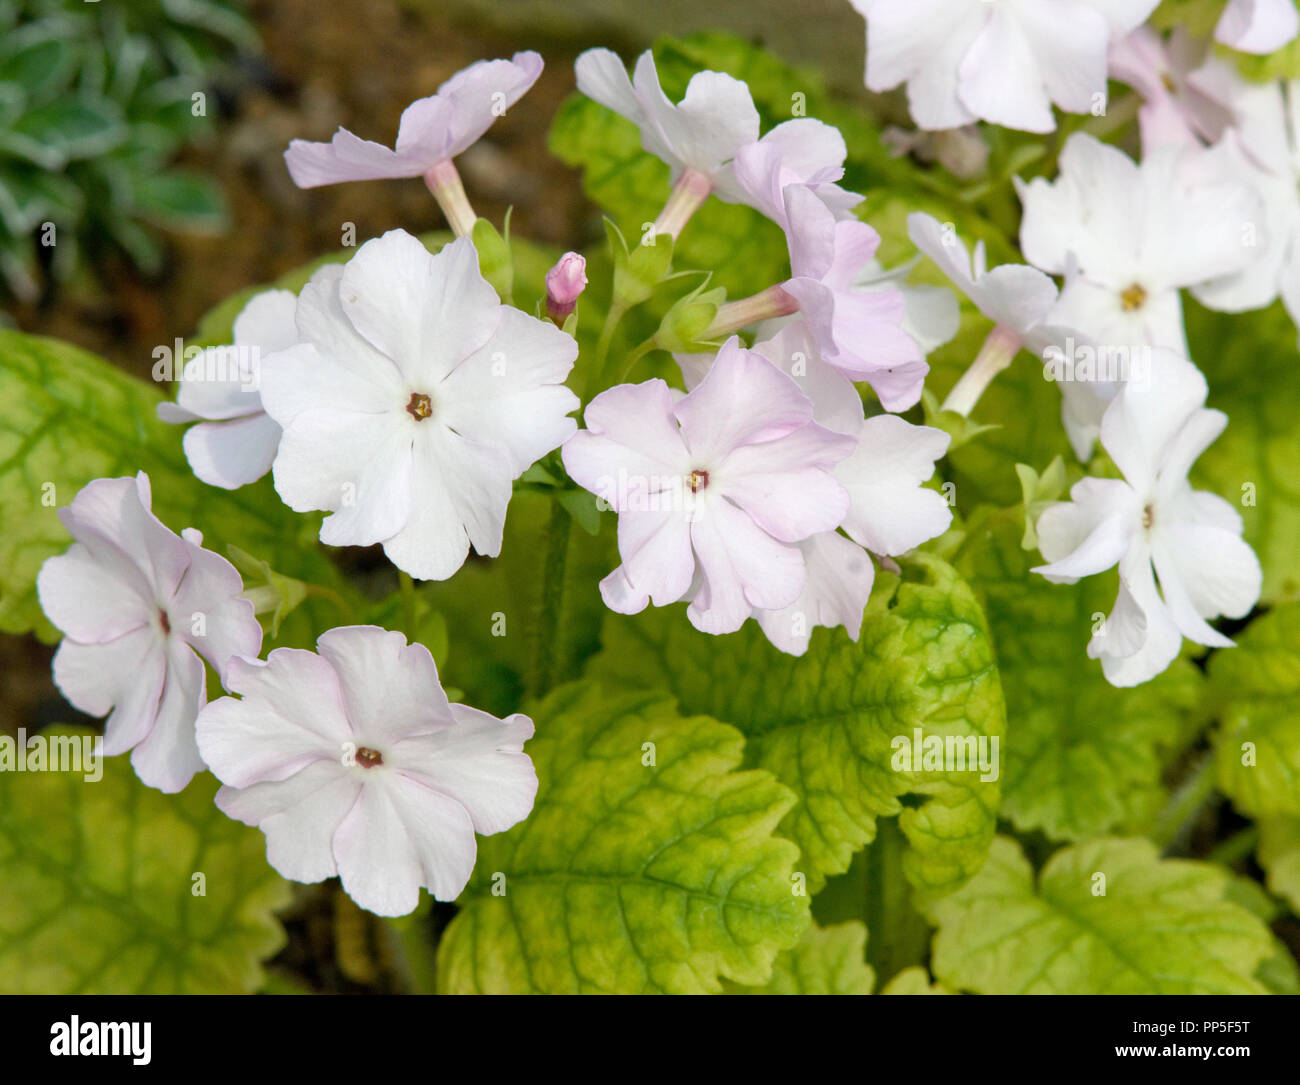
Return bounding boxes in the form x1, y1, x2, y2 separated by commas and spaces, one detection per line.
919, 386, 1000, 453
1258, 818, 1300, 915
1015, 455, 1068, 549
1230, 37, 1300, 81
470, 216, 513, 303
225, 545, 308, 639
589, 553, 1005, 901
927, 836, 1275, 994
1188, 299, 1300, 604
955, 508, 1202, 840
0, 329, 346, 642
881, 966, 951, 994
1208, 602, 1300, 819
0, 729, 289, 994
724, 921, 874, 994
436, 683, 809, 993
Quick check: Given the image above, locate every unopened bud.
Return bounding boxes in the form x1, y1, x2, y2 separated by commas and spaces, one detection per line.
546, 252, 587, 323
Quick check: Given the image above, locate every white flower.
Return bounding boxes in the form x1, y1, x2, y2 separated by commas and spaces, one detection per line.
284, 52, 543, 187
562, 337, 855, 636
1017, 132, 1261, 356
259, 230, 579, 581
1108, 27, 1243, 153
36, 472, 262, 792
574, 48, 759, 183
848, 0, 1158, 132
1189, 79, 1300, 344
1033, 351, 1261, 687
157, 290, 298, 490
196, 625, 536, 916
1215, 0, 1299, 54
908, 211, 1065, 352
908, 210, 1114, 458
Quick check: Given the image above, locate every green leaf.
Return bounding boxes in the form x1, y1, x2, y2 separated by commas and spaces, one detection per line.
588, 553, 1005, 901
881, 966, 951, 994
1258, 818, 1300, 915
954, 508, 1202, 840
1208, 602, 1300, 819
926, 836, 1276, 994
436, 682, 809, 993
1187, 298, 1300, 604
555, 487, 602, 536
470, 215, 513, 304
724, 921, 875, 994
0, 729, 289, 994
0, 329, 347, 642
3, 99, 125, 167
1014, 455, 1068, 549
131, 169, 226, 232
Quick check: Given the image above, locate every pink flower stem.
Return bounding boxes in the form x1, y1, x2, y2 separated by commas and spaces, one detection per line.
423, 159, 477, 238
706, 284, 800, 338
651, 168, 713, 239
941, 323, 1022, 417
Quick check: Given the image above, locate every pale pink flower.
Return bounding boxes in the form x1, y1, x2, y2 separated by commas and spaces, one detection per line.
562, 337, 854, 635
197, 626, 536, 916
37, 473, 262, 792
545, 251, 588, 322
284, 52, 543, 188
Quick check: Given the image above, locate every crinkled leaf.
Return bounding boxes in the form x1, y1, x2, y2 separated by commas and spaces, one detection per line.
724, 921, 874, 994
927, 836, 1275, 994
589, 553, 1005, 901
437, 682, 809, 993
1208, 602, 1300, 819
1258, 817, 1300, 915
0, 729, 289, 994
954, 508, 1202, 840
881, 966, 951, 994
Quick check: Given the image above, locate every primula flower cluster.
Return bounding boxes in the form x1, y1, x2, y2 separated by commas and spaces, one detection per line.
36, 8, 1291, 918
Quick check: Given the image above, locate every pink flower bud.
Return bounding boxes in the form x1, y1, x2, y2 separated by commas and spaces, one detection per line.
545, 252, 587, 322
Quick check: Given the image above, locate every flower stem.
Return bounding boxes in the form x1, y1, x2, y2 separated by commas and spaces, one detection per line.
941, 323, 1022, 416
531, 499, 571, 697
1205, 826, 1259, 868
303, 583, 355, 619
652, 167, 712, 239
423, 159, 477, 238
705, 284, 799, 339
618, 336, 659, 383
582, 301, 628, 407
398, 570, 416, 634
863, 819, 930, 985
1150, 754, 1220, 852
